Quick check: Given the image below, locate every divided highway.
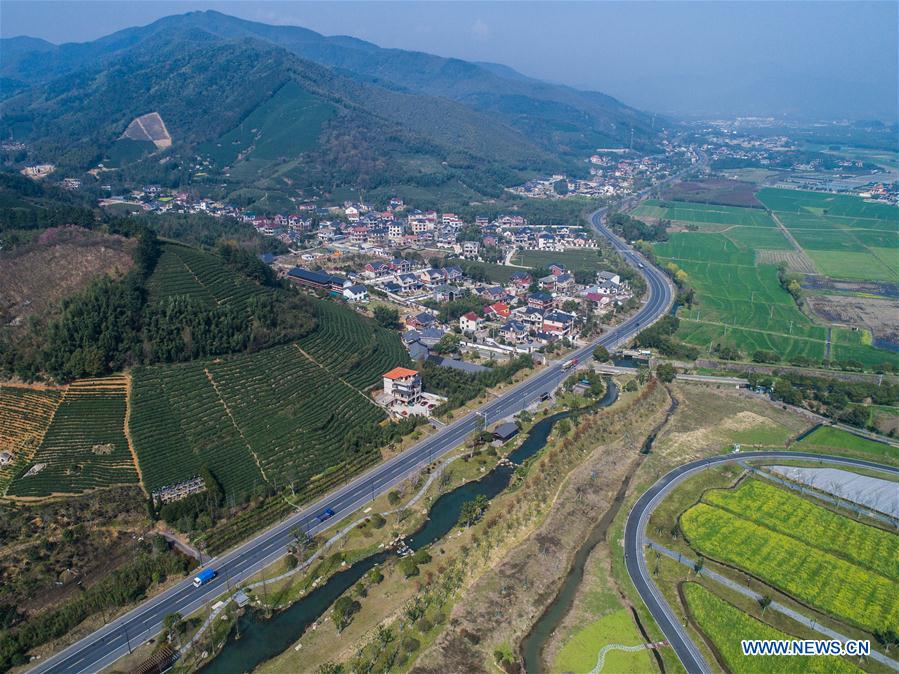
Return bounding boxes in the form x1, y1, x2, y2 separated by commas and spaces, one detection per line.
624, 452, 899, 674
31, 207, 673, 674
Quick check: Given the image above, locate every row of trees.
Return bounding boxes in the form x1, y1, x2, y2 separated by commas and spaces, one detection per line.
751, 370, 897, 430
423, 355, 534, 413
633, 316, 700, 360
606, 212, 669, 242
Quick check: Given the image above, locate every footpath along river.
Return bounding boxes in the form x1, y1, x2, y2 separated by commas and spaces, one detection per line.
201, 381, 619, 674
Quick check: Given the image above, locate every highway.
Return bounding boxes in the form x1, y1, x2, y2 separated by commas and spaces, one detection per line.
624, 451, 899, 674
30, 206, 673, 674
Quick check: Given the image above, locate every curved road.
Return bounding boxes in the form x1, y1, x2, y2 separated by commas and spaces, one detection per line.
624, 451, 899, 674
30, 209, 672, 673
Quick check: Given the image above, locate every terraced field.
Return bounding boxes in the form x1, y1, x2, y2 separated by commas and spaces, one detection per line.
130, 362, 264, 498
680, 479, 899, 633
0, 386, 63, 495
146, 245, 217, 306
12, 242, 410, 501
201, 80, 336, 166
683, 583, 861, 674
131, 342, 392, 501
130, 294, 408, 500
147, 243, 269, 308
7, 377, 138, 498
298, 296, 411, 390
208, 344, 387, 496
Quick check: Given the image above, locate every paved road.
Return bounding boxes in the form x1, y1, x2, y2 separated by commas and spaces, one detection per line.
624, 451, 899, 674
30, 208, 673, 674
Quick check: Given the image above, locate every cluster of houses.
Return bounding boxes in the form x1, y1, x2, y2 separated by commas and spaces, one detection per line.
284, 253, 631, 360
508, 140, 696, 200
351, 258, 628, 363
437, 266, 629, 349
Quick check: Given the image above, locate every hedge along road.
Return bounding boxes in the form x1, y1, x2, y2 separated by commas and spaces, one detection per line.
29, 207, 674, 674
624, 451, 899, 674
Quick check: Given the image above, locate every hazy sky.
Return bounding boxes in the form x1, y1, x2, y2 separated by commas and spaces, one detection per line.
2, 1, 897, 120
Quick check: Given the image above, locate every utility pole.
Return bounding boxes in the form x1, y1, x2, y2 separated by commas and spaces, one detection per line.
123, 623, 133, 654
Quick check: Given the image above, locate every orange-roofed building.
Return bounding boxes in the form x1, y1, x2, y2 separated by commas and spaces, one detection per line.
383, 367, 422, 405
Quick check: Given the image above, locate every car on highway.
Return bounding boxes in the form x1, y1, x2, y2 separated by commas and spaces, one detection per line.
316, 507, 336, 523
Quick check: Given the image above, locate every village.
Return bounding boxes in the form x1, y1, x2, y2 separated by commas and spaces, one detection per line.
281, 247, 633, 419
507, 140, 699, 199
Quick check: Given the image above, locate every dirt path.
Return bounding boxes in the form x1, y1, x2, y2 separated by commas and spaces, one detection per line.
768, 210, 804, 254
123, 372, 148, 497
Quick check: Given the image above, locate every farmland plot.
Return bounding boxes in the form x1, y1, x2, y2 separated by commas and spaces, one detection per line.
0, 386, 62, 495
680, 500, 899, 632
7, 377, 138, 497
701, 479, 898, 580
513, 248, 603, 272
683, 583, 861, 674
758, 189, 899, 283
633, 200, 776, 227
757, 188, 899, 221
130, 362, 264, 497
654, 225, 899, 367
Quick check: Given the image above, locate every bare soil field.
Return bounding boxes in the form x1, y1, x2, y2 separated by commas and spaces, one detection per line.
0, 486, 147, 616
806, 294, 899, 350
660, 178, 763, 208
121, 112, 172, 148
802, 276, 899, 300
0, 227, 134, 332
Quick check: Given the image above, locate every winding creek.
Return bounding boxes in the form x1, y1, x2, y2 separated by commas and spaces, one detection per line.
520, 394, 679, 674
201, 382, 619, 674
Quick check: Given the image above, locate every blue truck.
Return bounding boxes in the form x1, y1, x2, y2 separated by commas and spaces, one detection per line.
316, 508, 335, 523
193, 568, 217, 588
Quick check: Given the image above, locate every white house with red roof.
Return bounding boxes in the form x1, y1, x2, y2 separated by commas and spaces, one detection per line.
459, 311, 481, 333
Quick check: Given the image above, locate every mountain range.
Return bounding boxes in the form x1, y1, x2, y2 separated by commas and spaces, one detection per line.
0, 11, 660, 209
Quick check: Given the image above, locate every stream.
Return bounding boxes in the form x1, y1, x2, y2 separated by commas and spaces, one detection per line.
200, 381, 619, 674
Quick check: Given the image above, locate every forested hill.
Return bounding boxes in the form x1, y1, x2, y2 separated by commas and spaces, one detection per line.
1, 10, 657, 155
0, 11, 661, 205
1, 33, 568, 199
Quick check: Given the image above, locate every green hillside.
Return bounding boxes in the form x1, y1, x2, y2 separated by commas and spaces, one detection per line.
200, 80, 336, 166
0, 10, 657, 155
0, 34, 574, 207
133, 263, 410, 500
